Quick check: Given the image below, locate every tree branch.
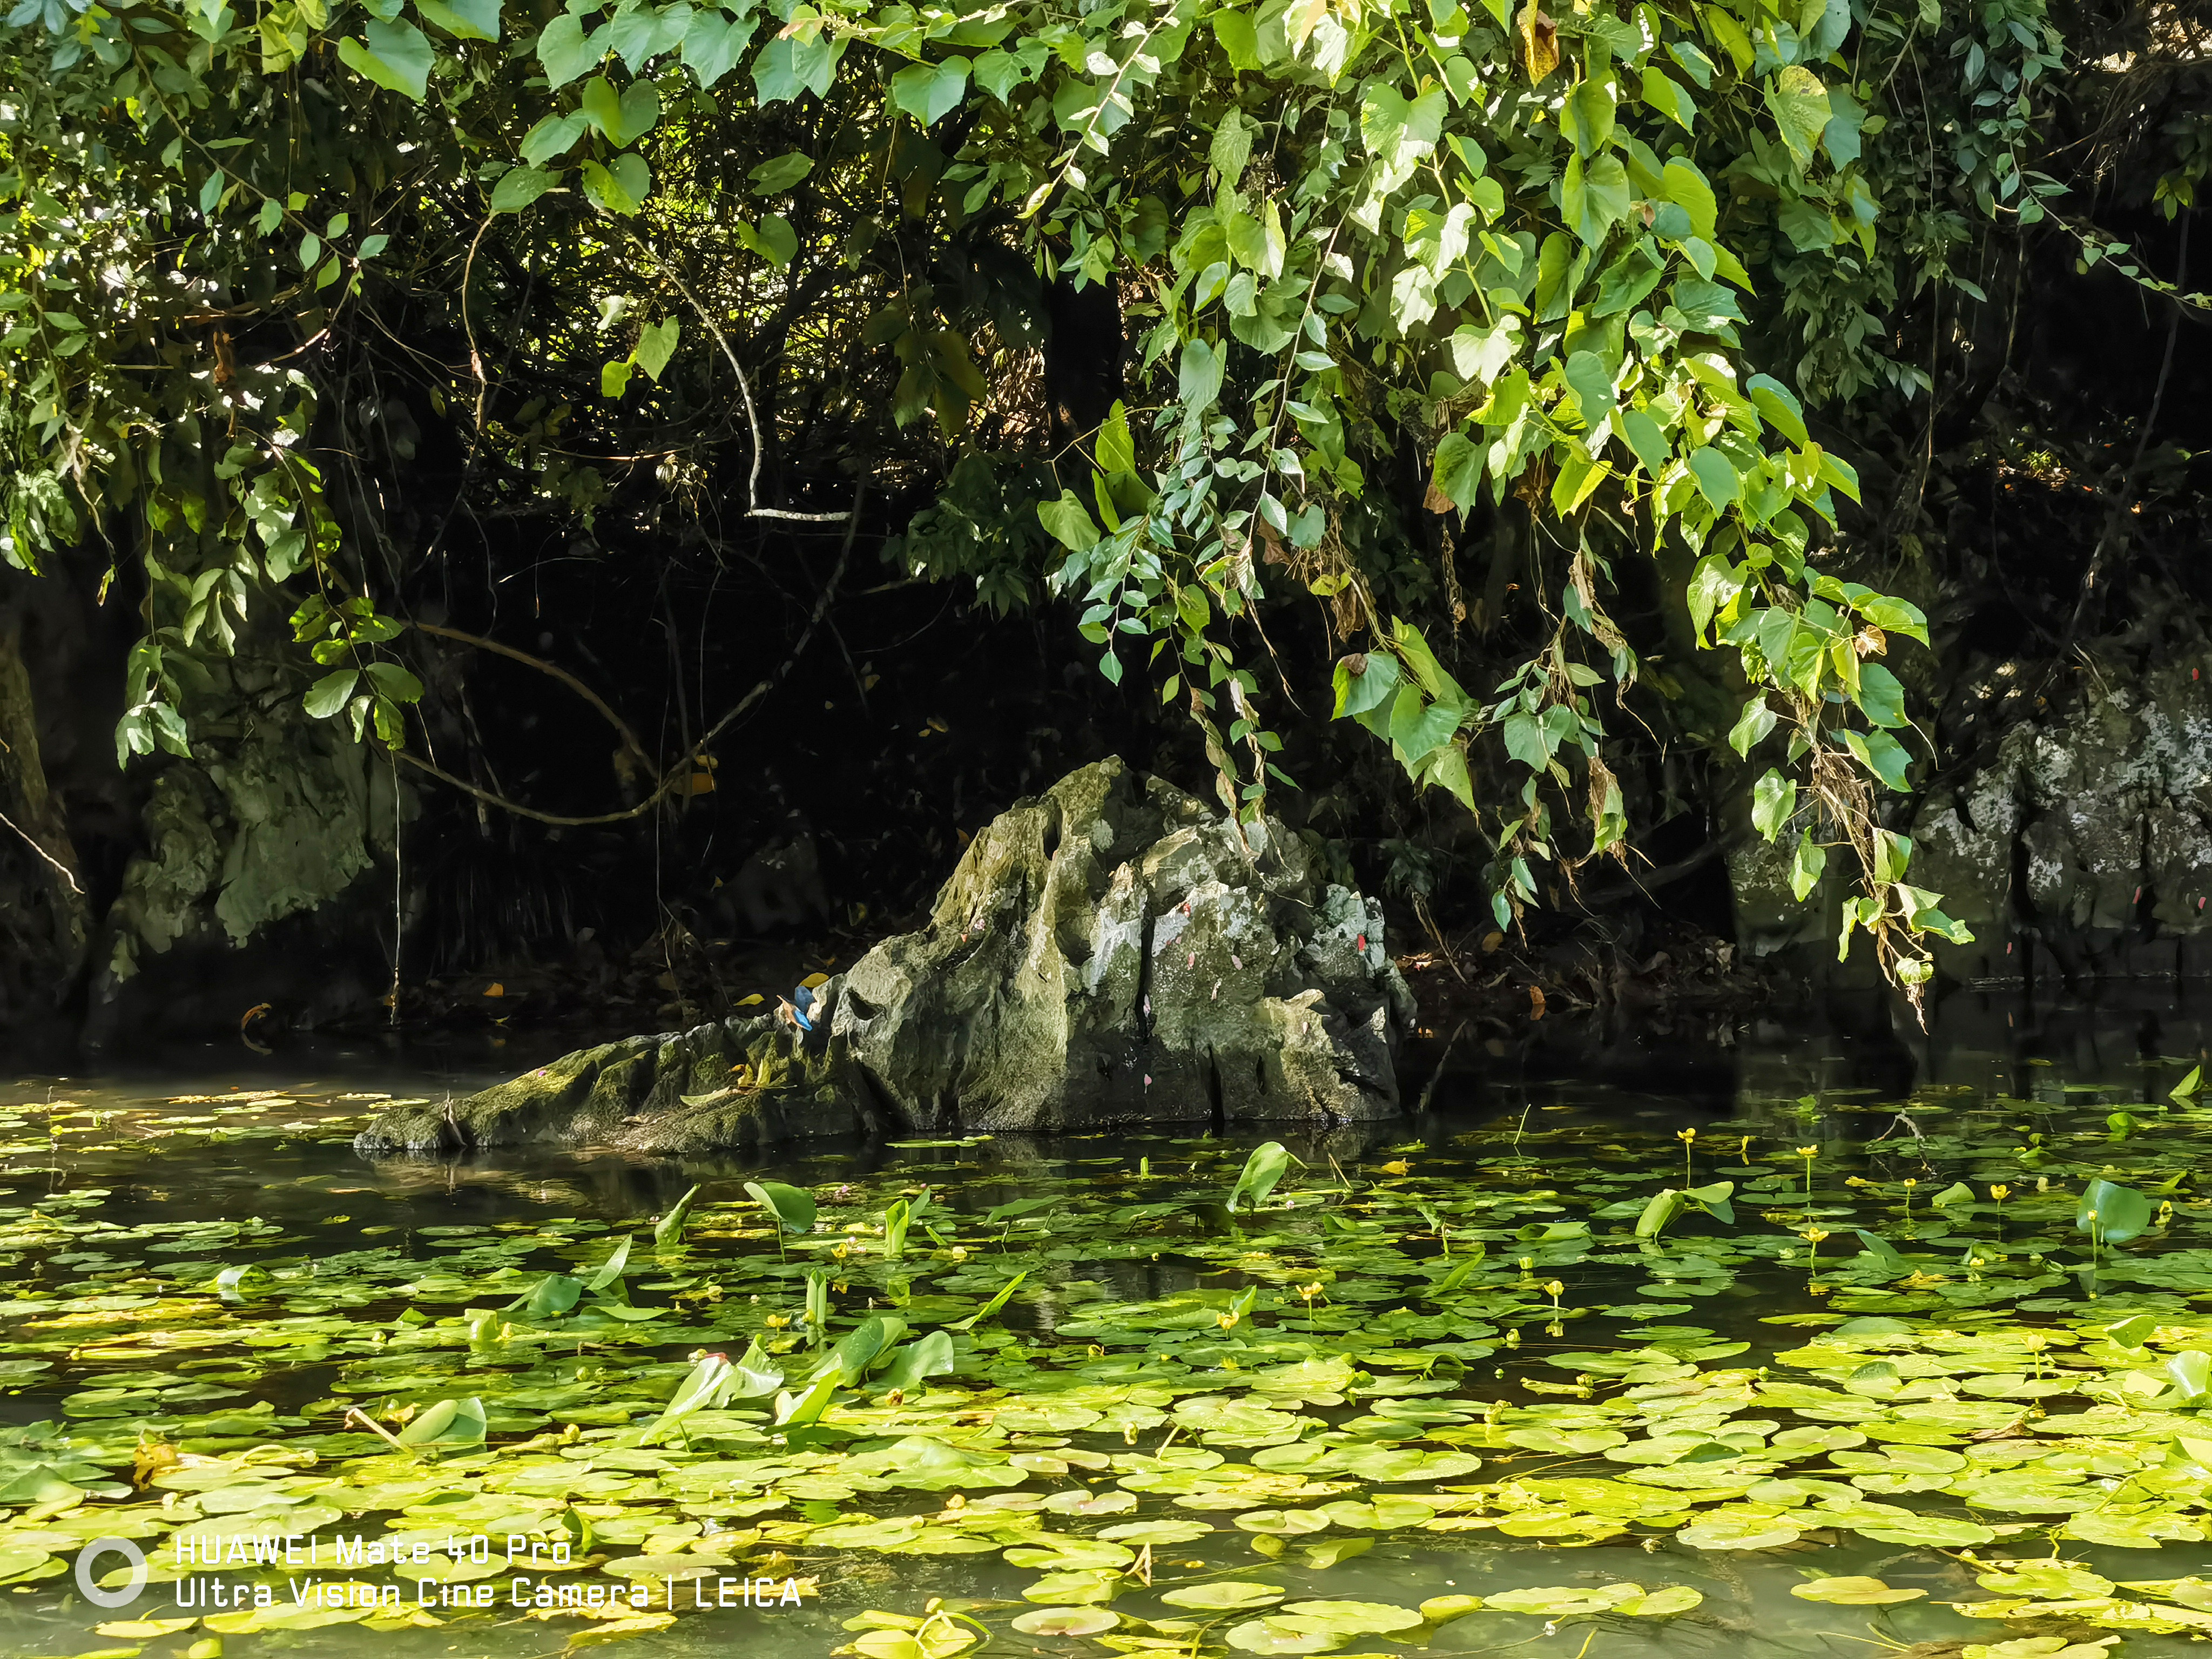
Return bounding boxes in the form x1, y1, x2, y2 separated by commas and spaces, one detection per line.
416, 622, 653, 775
396, 491, 866, 826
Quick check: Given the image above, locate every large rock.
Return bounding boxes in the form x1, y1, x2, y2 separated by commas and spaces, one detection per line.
1908, 654, 2212, 983
357, 759, 1416, 1154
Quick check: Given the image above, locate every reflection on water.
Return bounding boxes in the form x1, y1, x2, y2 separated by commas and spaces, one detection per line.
0, 995, 2206, 1658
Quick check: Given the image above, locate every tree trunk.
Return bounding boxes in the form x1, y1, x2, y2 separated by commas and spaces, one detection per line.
0, 602, 91, 1032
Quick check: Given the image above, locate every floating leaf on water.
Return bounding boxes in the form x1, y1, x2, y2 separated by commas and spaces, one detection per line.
1223, 1616, 1342, 1655
1790, 1575, 1926, 1604
1159, 1581, 1285, 1610
1270, 1600, 1424, 1636
394, 1396, 486, 1447
1023, 1569, 1124, 1604
1418, 1594, 1485, 1622
1616, 1584, 1704, 1615
1674, 1509, 1802, 1550
1011, 1606, 1119, 1635
1483, 1584, 1626, 1616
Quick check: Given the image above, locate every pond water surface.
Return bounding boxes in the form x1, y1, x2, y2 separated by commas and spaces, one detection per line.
2, 1000, 2211, 1659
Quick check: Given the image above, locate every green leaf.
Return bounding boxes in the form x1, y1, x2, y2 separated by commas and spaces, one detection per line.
336, 17, 434, 100
535, 12, 602, 84
489, 165, 557, 213
519, 112, 588, 165
603, 2, 688, 67
1333, 651, 1400, 719
1210, 107, 1253, 184
396, 1397, 488, 1447
744, 1180, 817, 1235
634, 317, 679, 381
1431, 430, 1483, 509
602, 358, 635, 399
1177, 337, 1223, 415
2174, 1064, 2203, 1102
1621, 407, 1670, 475
1853, 594, 1928, 646
1388, 685, 1462, 764
1855, 663, 1907, 728
1562, 351, 1615, 429
748, 151, 814, 193
1502, 711, 1546, 770
305, 670, 359, 718
580, 153, 651, 215
1359, 83, 1446, 175
1840, 727, 1912, 791
1561, 151, 1630, 246
1636, 1189, 1685, 1239
1096, 400, 1136, 473
1764, 66, 1832, 167
511, 1273, 584, 1318
875, 1330, 957, 1394
363, 660, 423, 702
736, 213, 798, 267
1639, 65, 1695, 131
1563, 74, 1616, 154
1213, 9, 1260, 68
1853, 1232, 1909, 1279
1448, 316, 1521, 385
1789, 831, 1826, 901
584, 1235, 632, 1290
2169, 1350, 2211, 1401
1229, 1142, 1297, 1212
653, 1182, 702, 1248
1688, 554, 1742, 638
1727, 695, 1775, 757
1424, 741, 1474, 810
2078, 1178, 2155, 1245
1745, 374, 1808, 446
1660, 159, 1717, 238
680, 7, 757, 85
1751, 768, 1795, 840
1823, 82, 1866, 168
946, 1270, 1026, 1331
1685, 447, 1738, 512
416, 0, 498, 41
752, 32, 845, 103
1038, 491, 1101, 552
891, 56, 970, 126
579, 74, 662, 146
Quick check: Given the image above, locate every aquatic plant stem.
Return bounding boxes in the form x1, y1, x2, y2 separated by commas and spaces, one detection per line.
343, 1407, 422, 1462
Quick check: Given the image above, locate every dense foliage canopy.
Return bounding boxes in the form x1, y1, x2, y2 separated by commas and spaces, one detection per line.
2, 0, 2207, 1009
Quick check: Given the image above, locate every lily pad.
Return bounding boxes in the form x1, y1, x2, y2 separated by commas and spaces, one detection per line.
1791, 1576, 1927, 1605
1010, 1606, 1119, 1635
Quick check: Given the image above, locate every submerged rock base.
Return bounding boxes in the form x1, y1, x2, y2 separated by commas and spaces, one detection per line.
358, 759, 1415, 1154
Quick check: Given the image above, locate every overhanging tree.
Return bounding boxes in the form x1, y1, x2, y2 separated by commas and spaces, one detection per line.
4, 0, 2196, 1009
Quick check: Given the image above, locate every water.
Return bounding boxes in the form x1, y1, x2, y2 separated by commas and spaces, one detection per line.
0, 1002, 2209, 1658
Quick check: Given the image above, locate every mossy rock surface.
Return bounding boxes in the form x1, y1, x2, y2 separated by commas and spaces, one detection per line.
359, 759, 1415, 1153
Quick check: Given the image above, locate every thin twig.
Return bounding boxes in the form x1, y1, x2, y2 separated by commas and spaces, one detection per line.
2060, 215, 2190, 657
395, 492, 867, 828
690, 485, 866, 754
0, 808, 80, 896
625, 230, 852, 524
343, 1407, 423, 1461
460, 213, 495, 433
416, 622, 652, 774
